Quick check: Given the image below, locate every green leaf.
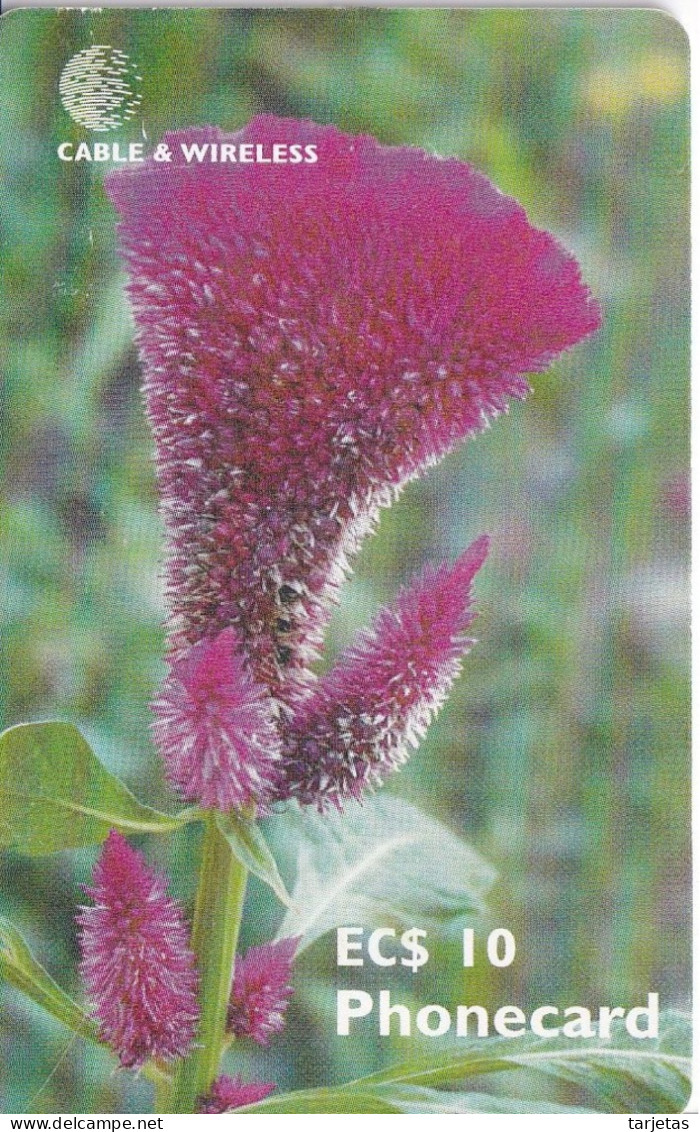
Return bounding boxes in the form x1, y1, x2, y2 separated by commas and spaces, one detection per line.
242, 1013, 691, 1113
357, 1012, 692, 1114
215, 810, 291, 906
238, 1084, 597, 1115
0, 915, 97, 1040
239, 1089, 403, 1114
0, 722, 184, 854
275, 794, 495, 952
0, 916, 172, 1089
367, 1085, 598, 1114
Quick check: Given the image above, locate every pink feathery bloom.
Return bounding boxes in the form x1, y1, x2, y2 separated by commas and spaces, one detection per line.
278, 536, 489, 808
150, 626, 282, 810
197, 1075, 276, 1113
106, 116, 600, 714
227, 936, 298, 1045
77, 831, 199, 1068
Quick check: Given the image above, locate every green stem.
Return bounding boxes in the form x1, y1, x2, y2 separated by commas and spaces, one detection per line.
152, 1073, 172, 1114
171, 811, 248, 1113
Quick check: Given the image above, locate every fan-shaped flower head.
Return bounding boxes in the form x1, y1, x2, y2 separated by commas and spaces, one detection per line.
197, 1075, 276, 1113
227, 936, 298, 1045
279, 535, 489, 808
106, 116, 600, 719
150, 625, 282, 810
77, 831, 199, 1068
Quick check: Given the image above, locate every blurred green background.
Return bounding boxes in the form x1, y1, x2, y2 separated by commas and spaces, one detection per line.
0, 8, 690, 1113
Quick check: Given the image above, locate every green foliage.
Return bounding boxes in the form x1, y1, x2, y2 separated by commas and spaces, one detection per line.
366, 1088, 598, 1114
0, 916, 175, 1097
237, 1086, 590, 1114
276, 794, 496, 952
214, 810, 290, 906
0, 722, 184, 853
241, 1012, 691, 1113
0, 915, 96, 1041
358, 1013, 692, 1111
242, 1089, 402, 1113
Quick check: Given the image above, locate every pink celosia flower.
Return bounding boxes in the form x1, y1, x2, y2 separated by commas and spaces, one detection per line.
278, 537, 489, 808
197, 1075, 276, 1113
106, 116, 600, 717
77, 831, 199, 1068
227, 936, 298, 1045
150, 626, 281, 809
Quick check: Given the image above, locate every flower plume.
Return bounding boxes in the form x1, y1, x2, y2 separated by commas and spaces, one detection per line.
197, 1076, 276, 1113
227, 936, 298, 1045
278, 535, 489, 808
150, 626, 282, 810
77, 831, 199, 1068
106, 116, 600, 720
